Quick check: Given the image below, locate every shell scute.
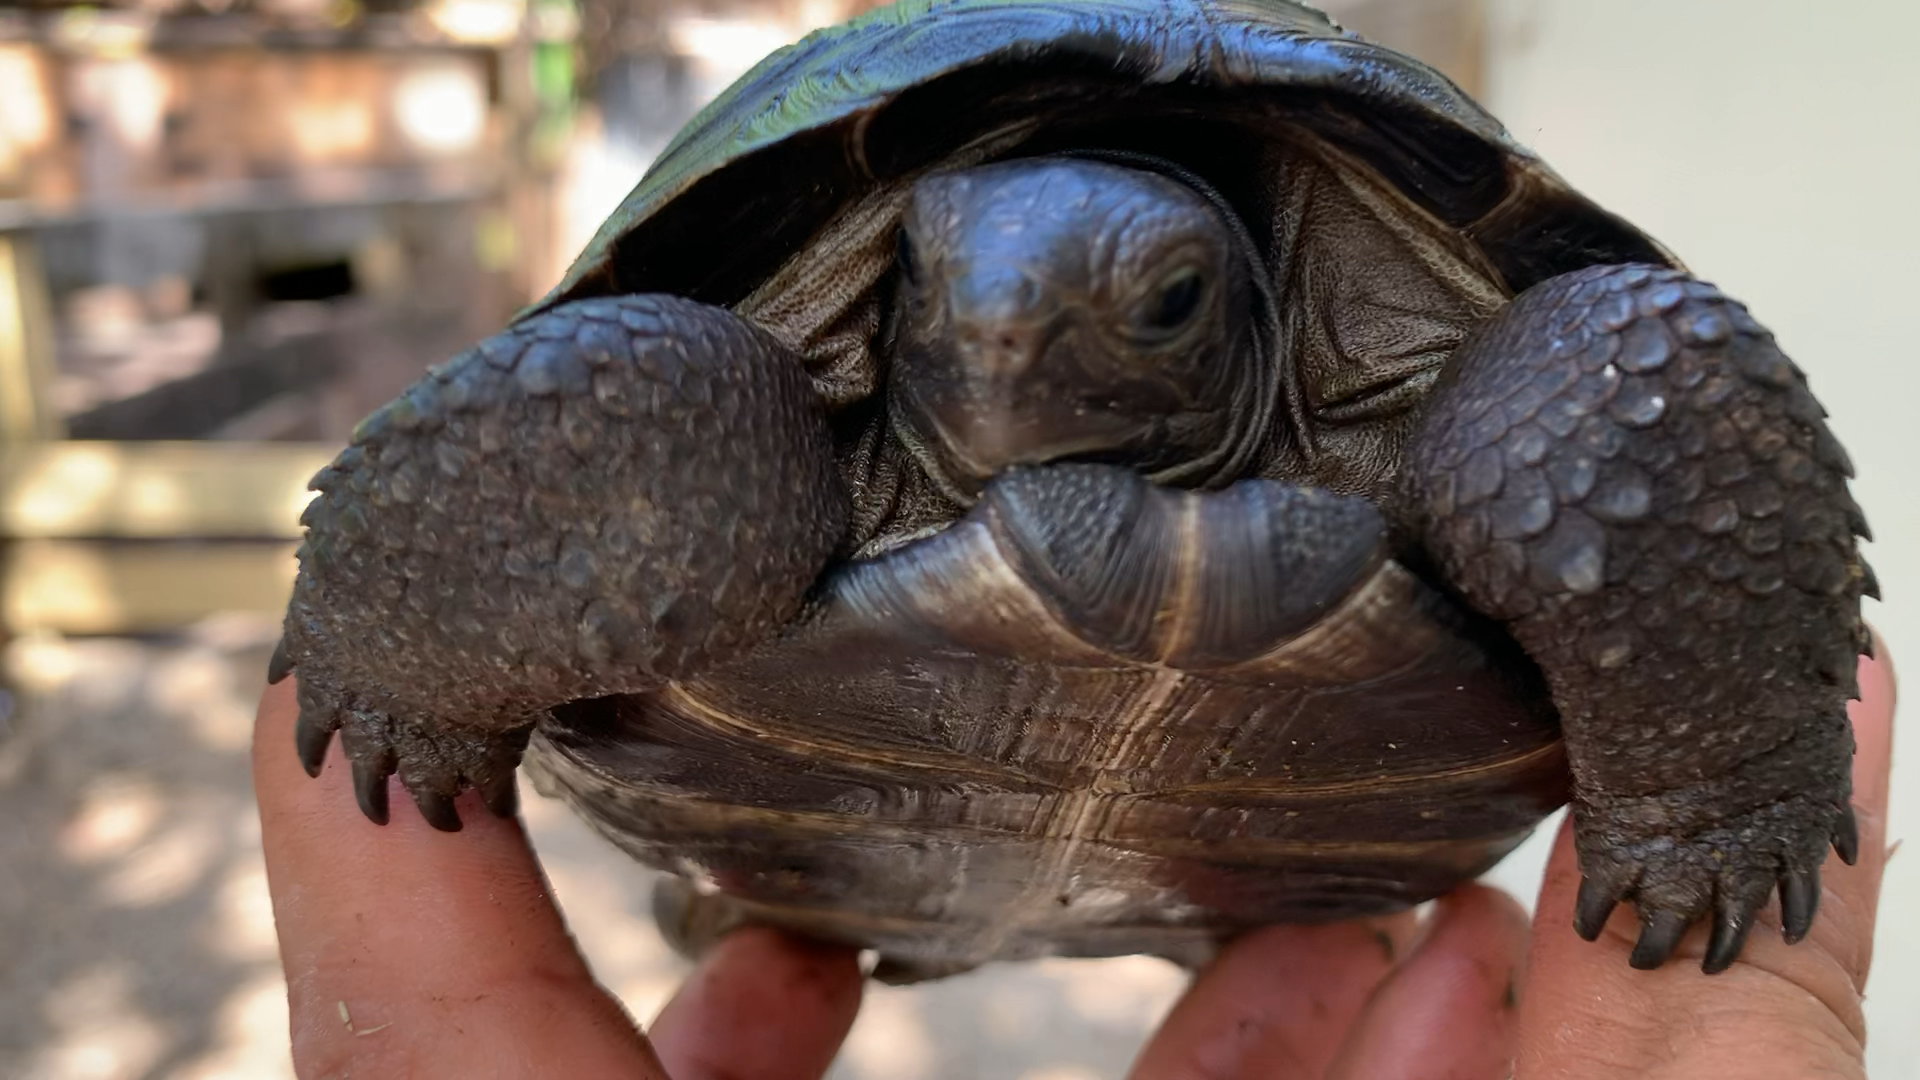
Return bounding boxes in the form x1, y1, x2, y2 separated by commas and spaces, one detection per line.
538, 0, 1667, 316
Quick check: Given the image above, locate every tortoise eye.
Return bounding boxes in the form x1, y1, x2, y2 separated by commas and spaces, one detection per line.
895, 230, 921, 287
1145, 269, 1204, 332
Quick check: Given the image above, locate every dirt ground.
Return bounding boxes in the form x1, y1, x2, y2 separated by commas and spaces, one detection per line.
0, 618, 1196, 1080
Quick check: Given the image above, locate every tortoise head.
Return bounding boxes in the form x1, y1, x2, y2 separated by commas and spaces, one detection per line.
889, 158, 1269, 500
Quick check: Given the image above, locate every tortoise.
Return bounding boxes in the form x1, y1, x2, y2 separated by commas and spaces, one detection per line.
273, 0, 1874, 979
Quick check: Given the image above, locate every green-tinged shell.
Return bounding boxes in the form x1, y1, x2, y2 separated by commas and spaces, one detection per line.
533, 0, 1669, 319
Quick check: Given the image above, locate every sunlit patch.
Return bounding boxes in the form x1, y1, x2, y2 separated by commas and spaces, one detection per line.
0, 46, 53, 185
11, 446, 119, 538
533, 807, 689, 1029
167, 973, 294, 1080
670, 17, 798, 73
1478, 808, 1561, 914
25, 967, 169, 1080
549, 124, 652, 289
122, 474, 187, 530
60, 776, 162, 864
838, 986, 936, 1077
60, 641, 153, 715
150, 651, 254, 751
393, 65, 487, 155
98, 816, 219, 908
4, 546, 121, 636
518, 777, 567, 825
289, 98, 374, 162
617, 973, 680, 1029
8, 631, 80, 692
981, 986, 1039, 1040
1046, 955, 1184, 1027
77, 55, 168, 150
425, 0, 524, 45
0, 47, 52, 148
545, 862, 671, 969
206, 864, 279, 964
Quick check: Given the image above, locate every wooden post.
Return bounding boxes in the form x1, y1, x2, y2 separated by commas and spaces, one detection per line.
0, 234, 61, 442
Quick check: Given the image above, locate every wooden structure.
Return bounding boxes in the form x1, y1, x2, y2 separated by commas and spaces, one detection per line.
0, 442, 323, 633
0, 2, 545, 634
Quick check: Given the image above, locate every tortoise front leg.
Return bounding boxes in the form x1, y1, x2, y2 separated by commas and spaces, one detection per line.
276, 295, 847, 830
1402, 264, 1871, 973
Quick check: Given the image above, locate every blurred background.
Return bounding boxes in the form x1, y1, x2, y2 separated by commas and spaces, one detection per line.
0, 0, 1911, 1077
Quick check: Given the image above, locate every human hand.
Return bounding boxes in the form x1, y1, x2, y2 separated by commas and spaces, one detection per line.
1128, 645, 1895, 1080
253, 649, 1893, 1079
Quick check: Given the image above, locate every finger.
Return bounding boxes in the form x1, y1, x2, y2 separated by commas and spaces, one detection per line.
1324, 885, 1530, 1080
647, 927, 863, 1080
1515, 648, 1895, 1079
1128, 912, 1419, 1080
254, 680, 663, 1079
1833, 637, 1896, 985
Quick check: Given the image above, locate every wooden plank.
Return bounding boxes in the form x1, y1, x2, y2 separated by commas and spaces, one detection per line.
3, 539, 297, 635
0, 441, 333, 540
0, 235, 62, 441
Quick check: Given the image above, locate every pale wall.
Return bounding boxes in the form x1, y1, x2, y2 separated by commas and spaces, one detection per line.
1482, 1, 1917, 1072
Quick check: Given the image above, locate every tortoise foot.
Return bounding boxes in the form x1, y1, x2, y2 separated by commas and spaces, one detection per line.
1405, 263, 1867, 973
277, 293, 847, 827
292, 680, 528, 830
1571, 792, 1855, 974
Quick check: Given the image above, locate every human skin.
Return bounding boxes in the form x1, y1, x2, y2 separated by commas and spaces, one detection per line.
253, 647, 1893, 1080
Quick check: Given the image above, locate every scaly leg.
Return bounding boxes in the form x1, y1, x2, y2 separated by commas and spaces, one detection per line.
1403, 264, 1871, 972
275, 295, 847, 830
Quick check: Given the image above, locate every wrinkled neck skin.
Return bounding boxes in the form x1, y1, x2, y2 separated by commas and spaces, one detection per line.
886, 158, 1271, 506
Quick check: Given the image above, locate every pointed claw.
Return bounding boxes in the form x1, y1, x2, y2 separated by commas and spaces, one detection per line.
353, 755, 394, 825
479, 770, 519, 819
1781, 867, 1819, 944
1574, 876, 1619, 941
1860, 562, 1881, 601
267, 638, 294, 685
1834, 806, 1860, 866
293, 713, 333, 778
1843, 503, 1873, 538
1629, 910, 1691, 969
1844, 501, 1872, 542
413, 788, 464, 833
1703, 903, 1756, 974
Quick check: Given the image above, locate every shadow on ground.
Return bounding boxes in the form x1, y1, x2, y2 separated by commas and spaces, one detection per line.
0, 622, 289, 1080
